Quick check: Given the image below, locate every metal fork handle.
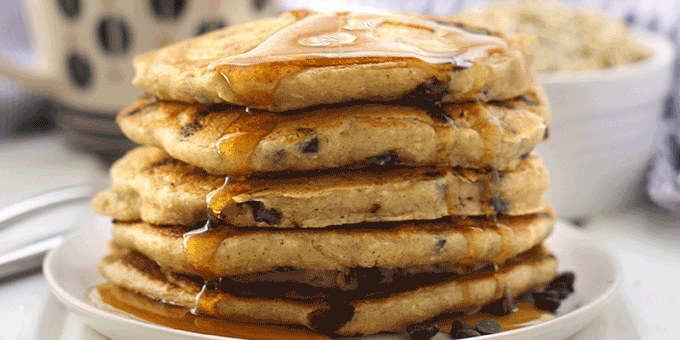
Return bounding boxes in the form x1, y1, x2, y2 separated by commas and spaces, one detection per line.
0, 184, 102, 232
0, 231, 67, 281
0, 184, 103, 281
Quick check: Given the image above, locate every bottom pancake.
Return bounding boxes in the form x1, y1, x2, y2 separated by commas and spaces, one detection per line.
97, 244, 557, 336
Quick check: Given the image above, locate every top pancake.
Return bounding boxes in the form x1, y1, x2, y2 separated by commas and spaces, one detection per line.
132, 10, 537, 111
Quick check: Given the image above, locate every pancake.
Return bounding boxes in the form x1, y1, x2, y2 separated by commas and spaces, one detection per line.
97, 244, 557, 336
118, 84, 550, 176
92, 146, 549, 227
131, 10, 537, 111
109, 209, 555, 277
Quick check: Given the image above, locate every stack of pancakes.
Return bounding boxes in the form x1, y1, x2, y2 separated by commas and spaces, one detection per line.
92, 9, 558, 337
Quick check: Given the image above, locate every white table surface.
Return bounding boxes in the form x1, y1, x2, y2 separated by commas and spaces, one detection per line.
0, 132, 678, 340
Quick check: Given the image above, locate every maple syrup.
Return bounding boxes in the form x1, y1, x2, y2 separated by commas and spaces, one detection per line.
435, 301, 554, 332
93, 282, 553, 339
212, 10, 507, 107
92, 283, 329, 340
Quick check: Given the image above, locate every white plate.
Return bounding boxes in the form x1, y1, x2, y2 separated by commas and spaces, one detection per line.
44, 216, 620, 340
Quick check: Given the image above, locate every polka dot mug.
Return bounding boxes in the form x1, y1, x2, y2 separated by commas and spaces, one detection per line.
0, 0, 278, 114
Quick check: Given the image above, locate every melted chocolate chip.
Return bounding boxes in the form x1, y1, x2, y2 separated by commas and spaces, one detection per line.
519, 152, 531, 160
244, 201, 281, 226
405, 77, 453, 121
516, 291, 535, 304
406, 322, 439, 340
179, 122, 203, 138
490, 101, 516, 110
475, 319, 502, 335
435, 239, 447, 253
345, 267, 386, 288
492, 195, 509, 214
195, 104, 216, 118
271, 149, 286, 166
517, 95, 539, 106
301, 136, 319, 154
308, 303, 355, 336
543, 126, 550, 140
347, 152, 400, 169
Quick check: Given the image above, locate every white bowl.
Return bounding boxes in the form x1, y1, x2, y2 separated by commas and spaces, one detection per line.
536, 29, 676, 219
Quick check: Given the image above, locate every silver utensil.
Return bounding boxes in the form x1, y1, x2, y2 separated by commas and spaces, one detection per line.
0, 184, 101, 281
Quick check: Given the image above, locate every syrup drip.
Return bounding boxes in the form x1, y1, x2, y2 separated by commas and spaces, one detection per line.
212, 11, 506, 107
93, 283, 552, 338
93, 283, 329, 340
215, 112, 280, 175
183, 221, 235, 280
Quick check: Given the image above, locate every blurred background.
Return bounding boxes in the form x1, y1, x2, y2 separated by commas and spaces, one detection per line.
0, 0, 679, 217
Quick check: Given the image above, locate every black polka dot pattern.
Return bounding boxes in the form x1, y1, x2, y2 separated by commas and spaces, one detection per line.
151, 0, 186, 19
253, 0, 268, 12
196, 19, 227, 36
57, 0, 80, 19
98, 17, 132, 54
67, 52, 93, 89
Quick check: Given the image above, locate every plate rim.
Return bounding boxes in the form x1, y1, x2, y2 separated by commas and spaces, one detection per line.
43, 219, 621, 340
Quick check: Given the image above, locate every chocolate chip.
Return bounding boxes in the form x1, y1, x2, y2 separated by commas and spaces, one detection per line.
369, 204, 381, 213
534, 294, 561, 312
348, 152, 399, 169
345, 267, 384, 288
481, 296, 515, 316
368, 152, 395, 166
271, 150, 286, 166
450, 320, 475, 336
179, 122, 203, 138
546, 272, 575, 293
301, 136, 319, 154
406, 322, 439, 340
539, 290, 559, 299
405, 77, 452, 120
492, 195, 509, 214
308, 303, 355, 336
435, 238, 447, 253
519, 152, 531, 160
553, 288, 570, 300
453, 329, 482, 338
195, 104, 216, 118
517, 292, 534, 304
516, 95, 539, 106
244, 201, 281, 226
475, 319, 501, 335
543, 126, 550, 140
